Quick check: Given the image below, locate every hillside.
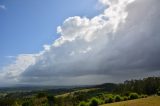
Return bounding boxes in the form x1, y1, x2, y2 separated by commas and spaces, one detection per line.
101, 96, 160, 106
0, 76, 160, 106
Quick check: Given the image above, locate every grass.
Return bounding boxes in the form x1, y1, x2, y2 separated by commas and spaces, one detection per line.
56, 88, 99, 97
101, 96, 160, 106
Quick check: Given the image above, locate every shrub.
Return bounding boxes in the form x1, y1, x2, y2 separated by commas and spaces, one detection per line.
114, 95, 121, 102
0, 99, 17, 106
47, 95, 55, 101
123, 96, 128, 101
140, 95, 147, 98
105, 97, 114, 103
36, 92, 46, 98
129, 93, 139, 100
144, 95, 147, 98
47, 95, 56, 106
105, 94, 114, 98
124, 92, 131, 96
22, 101, 33, 106
89, 98, 99, 106
79, 101, 87, 106
157, 91, 160, 96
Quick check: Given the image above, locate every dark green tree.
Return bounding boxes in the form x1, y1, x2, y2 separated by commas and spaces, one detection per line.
47, 95, 56, 106
89, 98, 99, 106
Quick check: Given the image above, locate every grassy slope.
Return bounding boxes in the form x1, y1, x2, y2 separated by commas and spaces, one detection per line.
101, 96, 160, 106
56, 88, 99, 97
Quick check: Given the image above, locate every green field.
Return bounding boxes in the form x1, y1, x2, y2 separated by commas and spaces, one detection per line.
101, 96, 160, 106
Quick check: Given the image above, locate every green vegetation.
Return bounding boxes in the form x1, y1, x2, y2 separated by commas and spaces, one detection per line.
123, 96, 128, 101
115, 77, 160, 95
101, 96, 160, 106
0, 76, 159, 106
129, 93, 139, 100
157, 91, 160, 96
108, 96, 114, 103
114, 95, 121, 102
36, 92, 46, 98
89, 98, 99, 106
157, 87, 160, 96
79, 101, 88, 106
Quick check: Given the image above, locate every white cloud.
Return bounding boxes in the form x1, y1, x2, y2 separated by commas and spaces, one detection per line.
43, 44, 51, 51
5, 56, 15, 59
0, 54, 36, 84
1, 0, 160, 85
0, 5, 6, 10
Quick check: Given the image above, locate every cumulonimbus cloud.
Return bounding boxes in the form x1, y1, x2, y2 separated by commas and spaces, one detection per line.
1, 0, 160, 85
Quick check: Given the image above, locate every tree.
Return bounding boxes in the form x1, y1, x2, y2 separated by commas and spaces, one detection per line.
89, 98, 99, 106
36, 92, 46, 98
114, 95, 121, 102
47, 95, 56, 106
22, 101, 33, 106
79, 101, 87, 106
129, 93, 139, 100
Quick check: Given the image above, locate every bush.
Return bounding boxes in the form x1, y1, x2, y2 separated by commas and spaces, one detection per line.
105, 97, 114, 103
123, 96, 128, 101
79, 101, 87, 106
129, 93, 139, 100
157, 91, 160, 96
0, 99, 17, 106
114, 95, 121, 102
140, 95, 147, 98
89, 98, 99, 106
22, 101, 33, 106
47, 95, 55, 101
36, 92, 46, 98
124, 92, 131, 96
47, 95, 56, 106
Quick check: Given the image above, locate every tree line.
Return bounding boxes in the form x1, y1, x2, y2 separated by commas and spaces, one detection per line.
114, 76, 160, 95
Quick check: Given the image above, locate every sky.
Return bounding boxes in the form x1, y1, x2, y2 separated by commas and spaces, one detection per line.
0, 0, 100, 67
0, 0, 160, 86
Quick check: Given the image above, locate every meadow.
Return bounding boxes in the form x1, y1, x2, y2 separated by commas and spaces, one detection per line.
101, 96, 160, 106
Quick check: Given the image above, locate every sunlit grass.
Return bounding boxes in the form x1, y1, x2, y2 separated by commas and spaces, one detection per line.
101, 96, 160, 106
56, 88, 99, 97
